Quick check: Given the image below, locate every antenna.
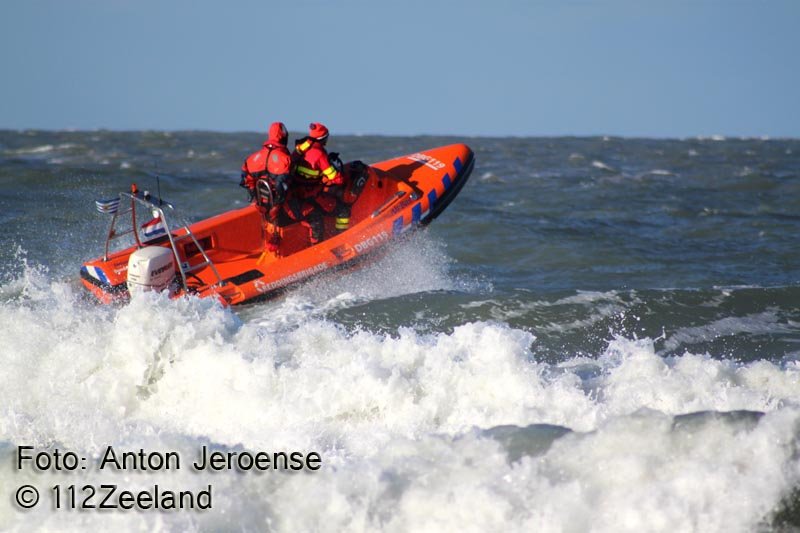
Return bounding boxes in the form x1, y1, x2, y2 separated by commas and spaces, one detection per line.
155, 160, 163, 206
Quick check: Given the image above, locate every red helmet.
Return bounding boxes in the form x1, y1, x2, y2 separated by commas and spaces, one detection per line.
308, 122, 329, 142
267, 122, 288, 145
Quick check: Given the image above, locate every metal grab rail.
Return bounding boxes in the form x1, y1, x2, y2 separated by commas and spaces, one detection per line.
169, 228, 223, 291
101, 188, 223, 291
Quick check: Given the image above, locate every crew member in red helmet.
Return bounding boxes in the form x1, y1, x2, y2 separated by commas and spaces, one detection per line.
293, 122, 343, 187
285, 122, 344, 243
240, 121, 292, 251
240, 121, 292, 201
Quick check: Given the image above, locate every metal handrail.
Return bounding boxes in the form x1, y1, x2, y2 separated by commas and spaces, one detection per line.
101, 188, 222, 292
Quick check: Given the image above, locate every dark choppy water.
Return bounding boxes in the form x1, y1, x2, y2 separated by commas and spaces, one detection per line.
1, 130, 799, 531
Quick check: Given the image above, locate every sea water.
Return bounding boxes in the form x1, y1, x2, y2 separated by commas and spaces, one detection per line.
0, 131, 799, 531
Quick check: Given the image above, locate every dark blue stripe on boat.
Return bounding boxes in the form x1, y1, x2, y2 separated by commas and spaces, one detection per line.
454, 157, 463, 173
421, 149, 474, 225
411, 203, 421, 224
428, 189, 437, 209
83, 265, 109, 284
393, 216, 404, 235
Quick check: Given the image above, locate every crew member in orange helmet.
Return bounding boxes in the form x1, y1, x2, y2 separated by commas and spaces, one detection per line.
288, 122, 347, 243
240, 121, 292, 251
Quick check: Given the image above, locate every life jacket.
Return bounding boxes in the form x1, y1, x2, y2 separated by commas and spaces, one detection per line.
292, 137, 343, 186
241, 142, 292, 204
243, 143, 291, 180
242, 140, 289, 182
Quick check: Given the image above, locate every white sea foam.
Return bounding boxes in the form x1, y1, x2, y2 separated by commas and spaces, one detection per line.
468, 291, 636, 334
0, 267, 799, 531
4, 143, 78, 156
645, 169, 674, 176
661, 311, 798, 353
591, 160, 616, 172
550, 290, 627, 307
243, 231, 482, 328
478, 172, 504, 183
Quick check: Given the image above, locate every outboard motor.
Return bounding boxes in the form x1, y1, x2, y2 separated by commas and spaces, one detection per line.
127, 246, 175, 294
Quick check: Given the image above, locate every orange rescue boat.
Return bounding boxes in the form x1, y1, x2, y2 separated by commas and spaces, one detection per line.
80, 143, 474, 305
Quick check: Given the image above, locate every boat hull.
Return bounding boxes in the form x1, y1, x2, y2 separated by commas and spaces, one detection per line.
80, 143, 474, 306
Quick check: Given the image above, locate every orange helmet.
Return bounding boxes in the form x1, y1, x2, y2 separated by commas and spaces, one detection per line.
267, 122, 288, 145
308, 122, 329, 142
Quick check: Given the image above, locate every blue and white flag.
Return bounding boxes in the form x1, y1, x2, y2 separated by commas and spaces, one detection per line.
95, 198, 120, 214
141, 215, 166, 240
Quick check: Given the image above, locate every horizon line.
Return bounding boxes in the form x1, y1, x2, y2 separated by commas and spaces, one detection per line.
1, 127, 798, 142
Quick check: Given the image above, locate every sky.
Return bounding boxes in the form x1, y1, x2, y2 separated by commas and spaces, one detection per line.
0, 0, 798, 138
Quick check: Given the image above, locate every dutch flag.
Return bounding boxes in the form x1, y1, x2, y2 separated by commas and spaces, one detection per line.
141, 215, 166, 241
